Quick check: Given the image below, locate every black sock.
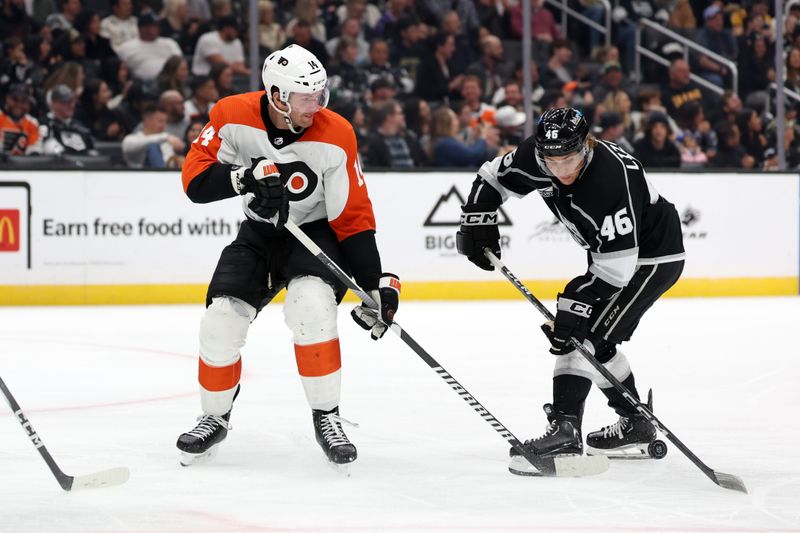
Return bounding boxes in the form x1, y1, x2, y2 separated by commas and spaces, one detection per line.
601, 373, 640, 416
552, 374, 592, 421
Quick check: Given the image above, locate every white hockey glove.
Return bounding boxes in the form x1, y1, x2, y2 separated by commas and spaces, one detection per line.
232, 157, 289, 229
351, 273, 401, 340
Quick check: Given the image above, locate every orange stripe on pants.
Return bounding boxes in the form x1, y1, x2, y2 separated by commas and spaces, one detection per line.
294, 339, 341, 377
198, 357, 242, 391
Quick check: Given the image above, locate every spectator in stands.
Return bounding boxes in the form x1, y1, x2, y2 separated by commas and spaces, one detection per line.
369, 78, 398, 106
735, 107, 767, 166
403, 97, 432, 154
75, 12, 116, 63
600, 89, 634, 140
282, 20, 329, 67
666, 0, 696, 36
430, 106, 498, 166
101, 57, 132, 108
161, 0, 200, 55
677, 131, 708, 169
633, 112, 680, 168
364, 39, 414, 96
326, 17, 369, 65
541, 39, 574, 89
76, 78, 127, 141
365, 99, 427, 168
497, 62, 545, 109
41, 84, 96, 155
286, 0, 327, 43
337, 0, 386, 34
389, 18, 425, 83
100, 0, 138, 52
509, 0, 561, 43
460, 75, 495, 125
182, 118, 205, 154
467, 34, 511, 102
493, 80, 524, 110
712, 123, 754, 169
115, 81, 156, 133
493, 104, 526, 147
0, 84, 42, 155
157, 56, 191, 97
59, 30, 100, 80
661, 58, 713, 119
46, 0, 81, 31
597, 111, 634, 153
187, 0, 211, 23
374, 0, 416, 43
122, 103, 184, 168
0, 0, 37, 40
44, 61, 85, 99
116, 12, 182, 83
592, 61, 632, 104
439, 10, 473, 78
192, 15, 249, 77
328, 38, 370, 105
158, 89, 188, 138
475, 0, 506, 38
785, 47, 800, 94
415, 32, 462, 104
258, 0, 285, 53
676, 100, 717, 160
1, 37, 34, 93
738, 34, 774, 100
418, 0, 479, 38
694, 4, 737, 89
210, 63, 235, 99
184, 75, 217, 121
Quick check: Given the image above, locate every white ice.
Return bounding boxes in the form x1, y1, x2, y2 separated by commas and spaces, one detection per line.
1, 297, 799, 532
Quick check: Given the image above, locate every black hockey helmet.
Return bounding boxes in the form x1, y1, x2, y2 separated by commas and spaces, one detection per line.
534, 108, 590, 173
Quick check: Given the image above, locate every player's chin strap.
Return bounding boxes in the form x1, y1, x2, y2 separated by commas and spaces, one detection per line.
483, 248, 748, 494
267, 94, 303, 134
282, 219, 606, 478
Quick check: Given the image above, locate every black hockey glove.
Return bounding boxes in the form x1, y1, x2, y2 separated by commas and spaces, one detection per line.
541, 293, 594, 355
351, 273, 401, 340
234, 157, 289, 229
456, 203, 500, 271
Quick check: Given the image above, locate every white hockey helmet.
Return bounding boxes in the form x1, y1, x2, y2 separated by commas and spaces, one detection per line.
262, 44, 329, 108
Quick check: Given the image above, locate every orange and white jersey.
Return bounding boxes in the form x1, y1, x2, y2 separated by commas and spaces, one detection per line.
182, 91, 375, 242
0, 111, 41, 155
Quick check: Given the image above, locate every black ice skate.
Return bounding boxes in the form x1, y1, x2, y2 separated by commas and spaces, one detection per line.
313, 407, 358, 474
586, 390, 667, 459
176, 386, 239, 466
509, 404, 584, 476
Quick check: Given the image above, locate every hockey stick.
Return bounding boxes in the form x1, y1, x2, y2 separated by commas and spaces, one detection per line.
0, 376, 130, 491
484, 249, 748, 493
284, 219, 607, 477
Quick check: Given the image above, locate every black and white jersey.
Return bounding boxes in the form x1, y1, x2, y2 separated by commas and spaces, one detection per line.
466, 137, 685, 302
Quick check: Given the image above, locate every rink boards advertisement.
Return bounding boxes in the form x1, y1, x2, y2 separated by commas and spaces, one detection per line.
0, 170, 798, 304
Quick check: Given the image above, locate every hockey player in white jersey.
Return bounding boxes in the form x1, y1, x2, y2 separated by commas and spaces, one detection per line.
457, 108, 685, 474
176, 44, 400, 469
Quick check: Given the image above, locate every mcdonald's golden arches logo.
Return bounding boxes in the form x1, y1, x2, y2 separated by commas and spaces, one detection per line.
0, 210, 20, 252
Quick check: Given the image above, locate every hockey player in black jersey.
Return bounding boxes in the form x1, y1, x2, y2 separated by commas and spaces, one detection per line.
456, 108, 685, 475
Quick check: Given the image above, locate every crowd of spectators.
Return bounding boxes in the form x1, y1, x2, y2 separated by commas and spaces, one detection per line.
1, 0, 799, 170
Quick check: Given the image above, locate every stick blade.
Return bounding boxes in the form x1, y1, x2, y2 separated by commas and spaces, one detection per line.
713, 471, 748, 494
509, 454, 609, 477
68, 467, 130, 491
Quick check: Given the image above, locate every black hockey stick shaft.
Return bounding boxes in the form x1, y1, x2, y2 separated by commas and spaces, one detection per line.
485, 249, 747, 493
1, 376, 75, 490
283, 220, 556, 475
1, 376, 130, 491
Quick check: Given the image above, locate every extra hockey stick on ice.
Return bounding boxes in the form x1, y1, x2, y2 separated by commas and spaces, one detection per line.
484, 249, 748, 493
284, 219, 607, 478
0, 376, 130, 491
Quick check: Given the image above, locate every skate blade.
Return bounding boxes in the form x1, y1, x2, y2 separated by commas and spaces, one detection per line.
325, 459, 353, 477
508, 454, 609, 477
586, 443, 651, 460
179, 445, 219, 467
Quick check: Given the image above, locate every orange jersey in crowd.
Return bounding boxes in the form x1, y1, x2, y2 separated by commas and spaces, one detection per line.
182, 91, 375, 242
0, 111, 40, 155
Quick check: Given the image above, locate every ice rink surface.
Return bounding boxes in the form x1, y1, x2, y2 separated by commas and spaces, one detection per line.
1, 297, 799, 533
